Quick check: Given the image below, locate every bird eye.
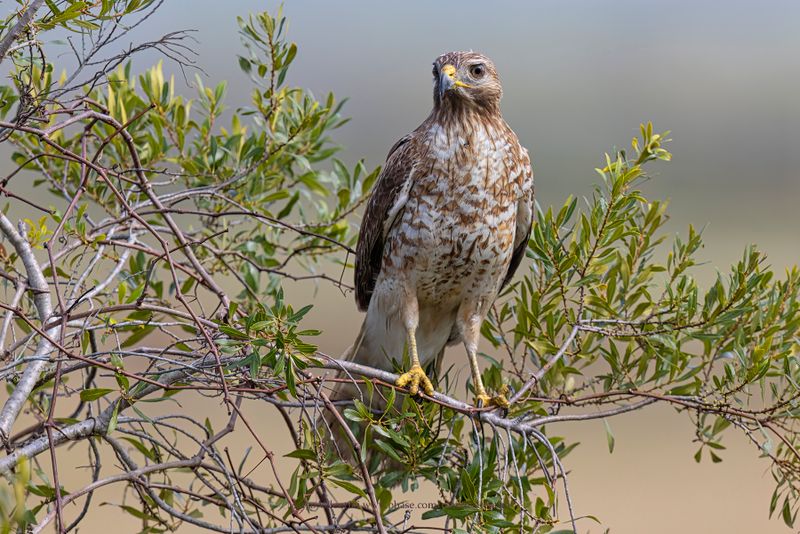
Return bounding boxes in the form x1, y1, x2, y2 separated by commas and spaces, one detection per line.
469, 64, 486, 78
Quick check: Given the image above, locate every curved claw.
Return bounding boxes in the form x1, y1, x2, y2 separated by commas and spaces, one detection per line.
396, 364, 434, 396
475, 393, 492, 408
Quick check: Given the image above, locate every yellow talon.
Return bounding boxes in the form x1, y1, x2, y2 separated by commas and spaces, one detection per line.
475, 391, 510, 409
396, 364, 434, 396
491, 393, 510, 409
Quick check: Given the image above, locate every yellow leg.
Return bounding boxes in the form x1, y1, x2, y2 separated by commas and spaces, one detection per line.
462, 311, 509, 409
467, 344, 490, 405
395, 327, 434, 396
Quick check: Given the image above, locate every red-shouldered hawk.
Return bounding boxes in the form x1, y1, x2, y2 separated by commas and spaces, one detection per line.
349, 51, 533, 408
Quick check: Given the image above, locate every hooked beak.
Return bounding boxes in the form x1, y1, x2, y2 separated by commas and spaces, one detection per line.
438, 64, 456, 100
437, 63, 471, 100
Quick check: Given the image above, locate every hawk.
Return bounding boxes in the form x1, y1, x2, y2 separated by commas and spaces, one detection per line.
348, 51, 533, 408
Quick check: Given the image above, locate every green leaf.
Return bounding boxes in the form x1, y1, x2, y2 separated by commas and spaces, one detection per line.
285, 449, 316, 461
783, 497, 795, 527
121, 437, 157, 462
80, 388, 114, 402
330, 479, 366, 499
432, 504, 480, 520
106, 401, 120, 434
604, 419, 615, 454
120, 325, 155, 348
219, 325, 249, 340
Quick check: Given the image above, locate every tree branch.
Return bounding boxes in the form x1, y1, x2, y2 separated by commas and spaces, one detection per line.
0, 0, 45, 63
0, 212, 55, 443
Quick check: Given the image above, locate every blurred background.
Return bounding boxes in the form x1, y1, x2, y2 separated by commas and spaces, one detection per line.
4, 0, 800, 531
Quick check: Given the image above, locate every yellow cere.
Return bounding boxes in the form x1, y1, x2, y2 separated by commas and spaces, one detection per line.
441, 64, 471, 89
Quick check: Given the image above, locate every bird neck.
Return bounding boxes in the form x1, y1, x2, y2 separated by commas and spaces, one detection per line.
431, 99, 503, 133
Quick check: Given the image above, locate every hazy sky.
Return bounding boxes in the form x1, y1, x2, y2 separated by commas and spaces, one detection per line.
130, 0, 800, 270
4, 1, 800, 532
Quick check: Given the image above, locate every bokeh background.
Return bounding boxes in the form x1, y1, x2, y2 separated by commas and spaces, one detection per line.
4, 0, 800, 532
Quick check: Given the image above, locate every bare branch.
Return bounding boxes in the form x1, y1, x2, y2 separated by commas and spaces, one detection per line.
0, 212, 55, 442
0, 0, 45, 62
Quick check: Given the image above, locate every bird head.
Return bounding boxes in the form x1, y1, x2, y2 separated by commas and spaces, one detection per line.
432, 51, 502, 110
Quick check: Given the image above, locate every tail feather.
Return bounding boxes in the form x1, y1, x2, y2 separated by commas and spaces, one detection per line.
318, 317, 372, 464
319, 299, 455, 466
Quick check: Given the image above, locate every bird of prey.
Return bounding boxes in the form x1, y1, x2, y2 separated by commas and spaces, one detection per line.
347, 50, 533, 408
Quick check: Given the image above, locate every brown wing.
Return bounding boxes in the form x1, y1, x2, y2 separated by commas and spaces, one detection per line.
501, 150, 534, 289
354, 134, 416, 311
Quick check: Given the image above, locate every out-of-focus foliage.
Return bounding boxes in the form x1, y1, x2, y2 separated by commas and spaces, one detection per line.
1, 0, 159, 34
1, 4, 799, 534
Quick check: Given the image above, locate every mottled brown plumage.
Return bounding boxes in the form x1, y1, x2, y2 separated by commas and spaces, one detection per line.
349, 50, 534, 407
